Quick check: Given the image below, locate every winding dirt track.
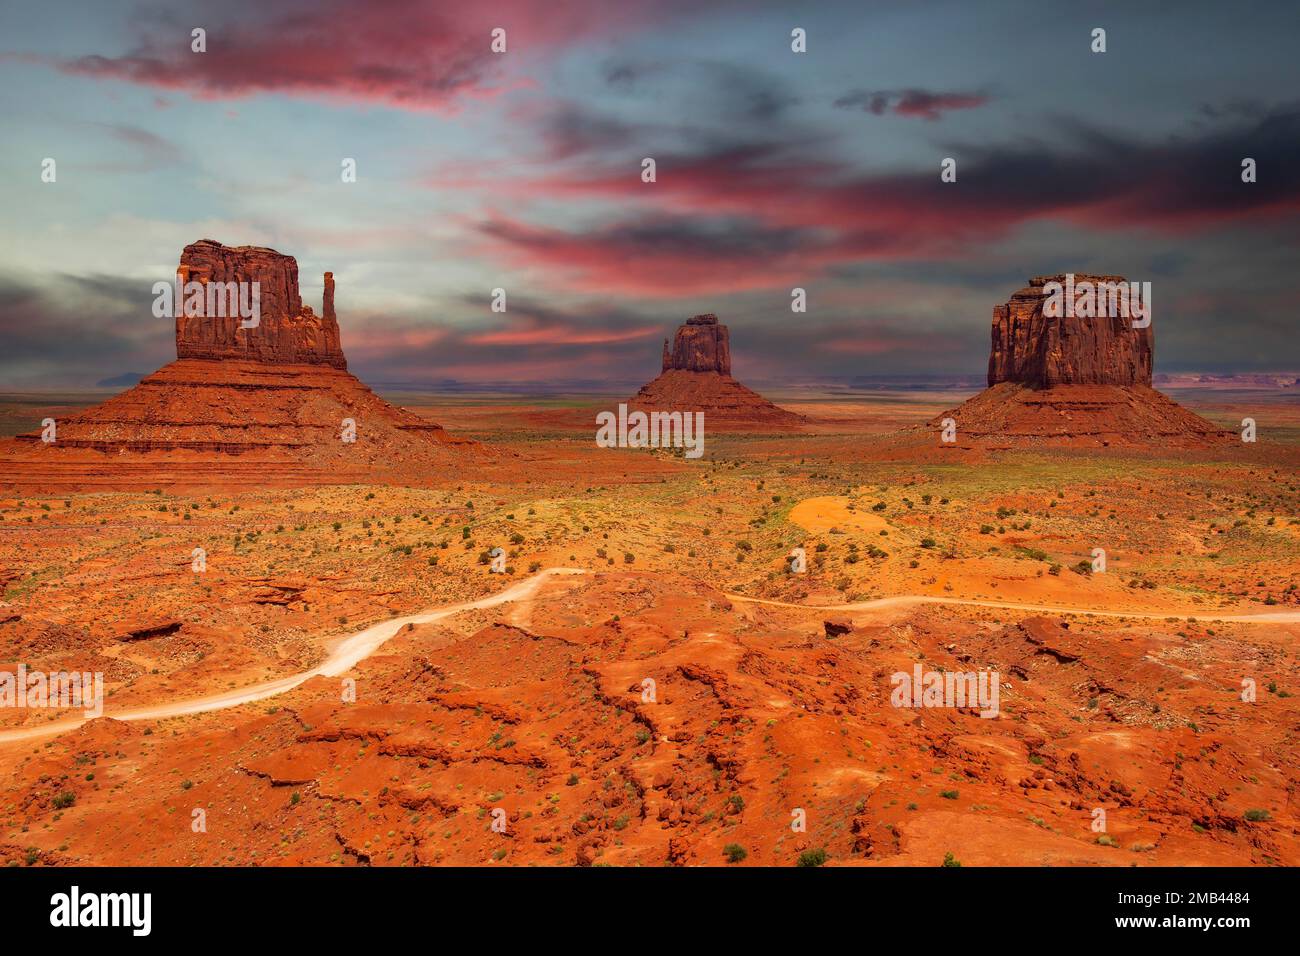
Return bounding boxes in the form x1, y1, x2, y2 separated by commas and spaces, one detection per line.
2, 567, 1295, 744
0, 569, 583, 744
728, 592, 1300, 622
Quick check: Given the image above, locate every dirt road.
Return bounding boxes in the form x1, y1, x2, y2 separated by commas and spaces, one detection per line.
2, 567, 1293, 743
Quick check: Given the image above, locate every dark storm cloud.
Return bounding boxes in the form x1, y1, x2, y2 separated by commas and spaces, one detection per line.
1196, 99, 1272, 123
592, 56, 800, 130
339, 296, 673, 387
539, 105, 638, 161
495, 101, 1300, 297
478, 213, 832, 296
602, 58, 664, 90
940, 104, 1300, 225
834, 88, 990, 120
695, 61, 801, 123
0, 272, 172, 385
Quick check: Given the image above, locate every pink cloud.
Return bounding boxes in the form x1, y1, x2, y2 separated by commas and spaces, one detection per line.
46, 0, 691, 112
469, 105, 1300, 297
465, 316, 658, 346
478, 214, 835, 296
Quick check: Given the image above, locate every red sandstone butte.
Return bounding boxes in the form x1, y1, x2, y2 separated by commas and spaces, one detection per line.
988, 275, 1152, 388
0, 241, 482, 490
630, 314, 804, 427
175, 240, 347, 368
662, 313, 732, 374
927, 276, 1230, 450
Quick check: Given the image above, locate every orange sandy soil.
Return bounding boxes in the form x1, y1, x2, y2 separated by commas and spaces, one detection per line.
0, 389, 1297, 867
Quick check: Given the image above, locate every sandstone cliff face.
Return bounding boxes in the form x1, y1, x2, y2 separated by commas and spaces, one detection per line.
175, 240, 347, 369
988, 275, 1152, 388
662, 314, 731, 375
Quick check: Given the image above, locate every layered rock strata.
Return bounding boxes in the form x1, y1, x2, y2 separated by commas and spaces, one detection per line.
175, 240, 347, 368
988, 275, 1152, 388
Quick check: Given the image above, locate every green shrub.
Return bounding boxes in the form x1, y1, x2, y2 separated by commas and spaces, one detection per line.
797, 848, 828, 867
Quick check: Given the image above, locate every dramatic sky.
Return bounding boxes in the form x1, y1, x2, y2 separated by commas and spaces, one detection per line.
1, 0, 1297, 389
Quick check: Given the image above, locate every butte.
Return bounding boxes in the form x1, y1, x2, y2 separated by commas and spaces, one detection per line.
926, 275, 1233, 450
0, 240, 483, 490
627, 314, 804, 428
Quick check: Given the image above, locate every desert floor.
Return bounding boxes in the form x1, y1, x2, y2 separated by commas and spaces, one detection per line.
1, 386, 1297, 867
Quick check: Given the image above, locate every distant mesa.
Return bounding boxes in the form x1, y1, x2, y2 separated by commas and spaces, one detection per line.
1154, 371, 1300, 389
932, 275, 1232, 449
0, 240, 481, 490
96, 372, 145, 389
630, 314, 804, 427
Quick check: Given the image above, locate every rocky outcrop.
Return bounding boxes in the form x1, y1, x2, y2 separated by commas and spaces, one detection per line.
175, 240, 347, 369
988, 275, 1152, 388
0, 240, 485, 489
917, 275, 1231, 451
662, 314, 731, 375
631, 314, 803, 428
930, 382, 1231, 450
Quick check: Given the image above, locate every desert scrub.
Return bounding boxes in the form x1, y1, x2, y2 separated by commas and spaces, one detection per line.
796, 848, 828, 867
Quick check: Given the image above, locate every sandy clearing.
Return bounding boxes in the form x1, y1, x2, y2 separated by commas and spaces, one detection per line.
787, 496, 891, 535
